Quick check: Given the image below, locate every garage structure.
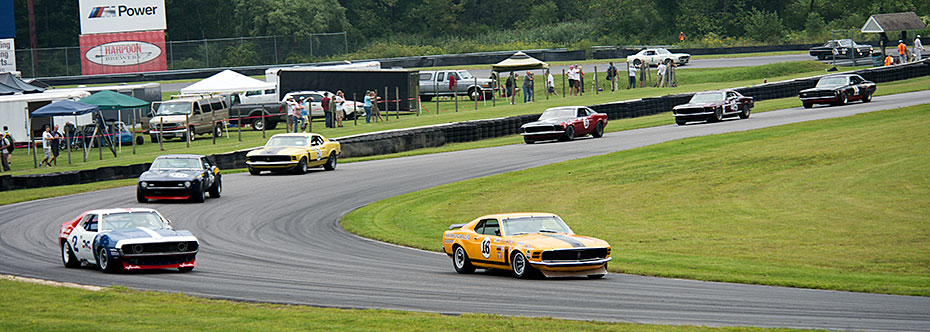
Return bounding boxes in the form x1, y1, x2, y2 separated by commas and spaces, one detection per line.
860, 12, 927, 56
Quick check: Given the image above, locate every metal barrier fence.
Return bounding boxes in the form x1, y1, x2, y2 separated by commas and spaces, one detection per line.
13, 32, 348, 78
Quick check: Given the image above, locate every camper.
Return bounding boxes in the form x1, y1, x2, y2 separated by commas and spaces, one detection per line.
0, 90, 92, 144
264, 61, 381, 84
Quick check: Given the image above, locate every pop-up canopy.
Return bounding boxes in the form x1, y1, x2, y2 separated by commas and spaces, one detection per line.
79, 90, 148, 110
492, 51, 550, 72
30, 100, 99, 117
0, 72, 45, 95
180, 69, 275, 94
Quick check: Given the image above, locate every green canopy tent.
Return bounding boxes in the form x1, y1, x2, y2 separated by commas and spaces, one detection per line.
79, 90, 150, 153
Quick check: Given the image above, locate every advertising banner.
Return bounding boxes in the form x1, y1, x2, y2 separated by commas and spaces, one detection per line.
79, 30, 167, 75
79, 0, 166, 35
0, 38, 14, 73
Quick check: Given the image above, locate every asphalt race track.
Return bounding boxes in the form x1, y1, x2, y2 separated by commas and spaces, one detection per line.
2, 90, 929, 331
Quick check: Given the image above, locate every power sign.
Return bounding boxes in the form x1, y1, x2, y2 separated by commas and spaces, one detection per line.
79, 0, 166, 35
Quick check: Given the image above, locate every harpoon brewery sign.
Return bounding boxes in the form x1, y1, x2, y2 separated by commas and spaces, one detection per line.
79, 30, 167, 75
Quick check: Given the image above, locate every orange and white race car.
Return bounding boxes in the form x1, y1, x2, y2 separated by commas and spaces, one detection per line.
442, 213, 611, 279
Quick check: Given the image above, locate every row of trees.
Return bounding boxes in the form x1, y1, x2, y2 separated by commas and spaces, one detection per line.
10, 0, 930, 50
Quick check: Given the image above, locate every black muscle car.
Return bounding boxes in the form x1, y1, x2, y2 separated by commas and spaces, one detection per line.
799, 74, 875, 109
809, 39, 874, 60
672, 89, 753, 125
137, 154, 222, 203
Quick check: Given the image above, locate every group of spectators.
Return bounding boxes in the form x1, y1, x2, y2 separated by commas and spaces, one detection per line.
284, 91, 350, 132
884, 36, 925, 66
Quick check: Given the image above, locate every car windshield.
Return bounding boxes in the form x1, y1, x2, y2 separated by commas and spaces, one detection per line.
154, 102, 192, 116
458, 71, 473, 79
151, 158, 202, 169
689, 92, 724, 103
502, 216, 574, 236
656, 48, 671, 54
266, 136, 308, 147
101, 212, 167, 231
539, 108, 576, 120
816, 77, 847, 88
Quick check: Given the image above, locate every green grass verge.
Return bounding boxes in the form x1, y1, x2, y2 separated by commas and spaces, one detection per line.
0, 279, 813, 332
342, 104, 930, 296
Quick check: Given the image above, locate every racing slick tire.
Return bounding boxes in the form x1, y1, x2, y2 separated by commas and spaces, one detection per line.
523, 137, 535, 144
178, 266, 194, 273
803, 102, 813, 109
452, 245, 475, 274
61, 242, 80, 268
862, 91, 872, 103
323, 153, 337, 171
97, 247, 121, 273
191, 183, 206, 203
510, 251, 538, 279
592, 121, 604, 138
709, 107, 723, 122
209, 178, 222, 198
136, 187, 148, 203
559, 126, 575, 141
295, 158, 308, 174
738, 106, 751, 119
676, 119, 688, 126
248, 167, 261, 175
835, 92, 848, 106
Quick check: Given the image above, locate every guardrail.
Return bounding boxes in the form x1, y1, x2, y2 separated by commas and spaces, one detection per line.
2, 59, 927, 192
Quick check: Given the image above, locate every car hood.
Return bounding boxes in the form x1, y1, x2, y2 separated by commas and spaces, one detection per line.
247, 146, 306, 156
522, 117, 570, 127
674, 102, 721, 109
149, 115, 189, 124
509, 233, 609, 250
800, 87, 841, 93
97, 227, 198, 248
139, 169, 201, 181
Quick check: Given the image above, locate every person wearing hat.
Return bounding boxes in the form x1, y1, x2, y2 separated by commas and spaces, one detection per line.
522, 71, 534, 103
897, 40, 907, 64
915, 35, 924, 62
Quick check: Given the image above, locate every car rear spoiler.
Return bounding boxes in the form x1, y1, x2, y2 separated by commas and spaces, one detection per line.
448, 223, 466, 230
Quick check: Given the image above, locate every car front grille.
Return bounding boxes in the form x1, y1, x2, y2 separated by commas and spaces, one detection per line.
541, 248, 609, 262
121, 241, 199, 255
249, 155, 291, 162
123, 253, 196, 266
523, 125, 559, 133
675, 107, 710, 115
145, 181, 187, 188
802, 91, 835, 98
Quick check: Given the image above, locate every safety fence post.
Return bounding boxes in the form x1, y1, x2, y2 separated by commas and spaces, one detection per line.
562, 69, 566, 97
594, 66, 599, 95
131, 111, 136, 155
454, 83, 458, 112
353, 92, 358, 126
159, 117, 164, 151
212, 104, 216, 145
185, 114, 190, 148
435, 80, 440, 115
395, 86, 400, 119
260, 105, 266, 138
474, 78, 479, 110
384, 86, 389, 121
237, 113, 242, 142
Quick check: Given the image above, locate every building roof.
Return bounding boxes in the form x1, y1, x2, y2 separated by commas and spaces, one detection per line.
861, 12, 927, 33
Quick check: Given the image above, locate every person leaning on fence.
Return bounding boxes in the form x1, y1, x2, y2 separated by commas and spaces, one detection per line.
546, 69, 556, 96
363, 91, 373, 123
64, 121, 76, 149
322, 92, 333, 128
915, 35, 924, 61
372, 90, 384, 122
627, 62, 637, 89
606, 62, 618, 91
50, 125, 63, 166
40, 124, 52, 167
656, 62, 667, 87
523, 71, 534, 103
0, 130, 11, 172
334, 91, 346, 127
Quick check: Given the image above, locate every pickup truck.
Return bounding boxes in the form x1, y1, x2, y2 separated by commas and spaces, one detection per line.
225, 94, 286, 131
419, 70, 496, 101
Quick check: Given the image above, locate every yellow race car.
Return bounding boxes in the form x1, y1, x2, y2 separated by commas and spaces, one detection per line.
246, 133, 340, 175
442, 213, 611, 279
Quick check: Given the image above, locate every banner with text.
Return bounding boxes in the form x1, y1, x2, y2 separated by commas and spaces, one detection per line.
79, 0, 166, 35
0, 39, 14, 73
79, 30, 167, 75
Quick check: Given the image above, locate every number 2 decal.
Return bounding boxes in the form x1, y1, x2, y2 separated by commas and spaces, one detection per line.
71, 236, 78, 252
480, 237, 491, 258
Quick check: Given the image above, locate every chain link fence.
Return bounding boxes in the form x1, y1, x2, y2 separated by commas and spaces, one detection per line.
14, 32, 348, 78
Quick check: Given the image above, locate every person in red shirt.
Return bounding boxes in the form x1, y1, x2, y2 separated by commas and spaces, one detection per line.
321, 92, 332, 128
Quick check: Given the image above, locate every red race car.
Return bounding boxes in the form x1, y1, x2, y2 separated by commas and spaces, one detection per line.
672, 89, 754, 125
520, 106, 608, 144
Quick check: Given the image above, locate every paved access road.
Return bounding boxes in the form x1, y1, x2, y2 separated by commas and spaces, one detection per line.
1, 90, 928, 331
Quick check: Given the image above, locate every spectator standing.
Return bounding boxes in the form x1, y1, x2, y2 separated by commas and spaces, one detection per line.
656, 62, 667, 87
546, 69, 556, 96
897, 40, 907, 64
322, 93, 332, 128
0, 129, 11, 172
607, 62, 618, 91
2, 126, 12, 162
522, 71, 534, 103
40, 125, 52, 167
627, 62, 638, 89
50, 125, 63, 166
372, 90, 384, 122
505, 72, 515, 99
566, 65, 577, 96
884, 54, 893, 66
679, 32, 686, 42
300, 97, 311, 133
284, 97, 298, 133
64, 121, 76, 150
915, 35, 924, 61
363, 91, 373, 123
334, 91, 346, 128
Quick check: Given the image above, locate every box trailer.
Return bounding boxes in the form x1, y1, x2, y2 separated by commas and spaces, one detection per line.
0, 90, 92, 143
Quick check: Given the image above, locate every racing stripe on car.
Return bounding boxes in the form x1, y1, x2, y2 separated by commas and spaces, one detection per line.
136, 227, 163, 239
543, 234, 585, 248
258, 147, 287, 155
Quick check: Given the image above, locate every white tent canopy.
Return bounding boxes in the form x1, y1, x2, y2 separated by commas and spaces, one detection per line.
180, 70, 275, 94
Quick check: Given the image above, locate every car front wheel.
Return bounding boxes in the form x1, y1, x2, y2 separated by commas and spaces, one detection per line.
592, 121, 604, 138
523, 136, 535, 144
709, 107, 723, 122
136, 187, 148, 203
295, 158, 308, 174
191, 183, 205, 203
97, 247, 120, 273
452, 246, 475, 274
738, 106, 751, 119
511, 251, 537, 279
560, 126, 575, 141
178, 266, 194, 273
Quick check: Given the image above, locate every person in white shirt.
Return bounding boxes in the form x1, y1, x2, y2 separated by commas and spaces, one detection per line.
333, 91, 346, 127
915, 35, 924, 61
627, 62, 638, 89
656, 62, 668, 87
40, 125, 53, 167
546, 69, 556, 96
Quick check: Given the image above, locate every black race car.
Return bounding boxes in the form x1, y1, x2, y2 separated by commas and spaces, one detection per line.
137, 154, 222, 203
799, 74, 875, 109
809, 39, 874, 60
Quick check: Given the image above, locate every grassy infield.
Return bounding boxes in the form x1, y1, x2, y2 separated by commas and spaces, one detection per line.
2, 57, 927, 331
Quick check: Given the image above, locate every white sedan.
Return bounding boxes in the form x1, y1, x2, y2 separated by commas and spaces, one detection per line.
626, 48, 690, 66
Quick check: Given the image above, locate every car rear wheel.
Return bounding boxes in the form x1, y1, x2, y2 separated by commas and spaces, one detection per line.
738, 106, 751, 119
209, 178, 222, 198
559, 126, 575, 141
251, 118, 265, 131
523, 137, 535, 144
97, 247, 120, 273
633, 59, 642, 67
213, 124, 223, 137
323, 153, 337, 171
511, 251, 537, 279
862, 91, 872, 103
420, 95, 432, 102
592, 121, 604, 138
62, 242, 79, 268
295, 158, 308, 174
452, 245, 475, 274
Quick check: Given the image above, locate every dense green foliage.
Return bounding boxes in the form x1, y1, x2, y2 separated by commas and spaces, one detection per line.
11, 0, 930, 51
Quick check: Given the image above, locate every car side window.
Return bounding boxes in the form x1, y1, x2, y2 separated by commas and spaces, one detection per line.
83, 214, 98, 232
419, 73, 432, 81
646, 50, 656, 55
211, 99, 224, 110
201, 158, 211, 169
727, 92, 737, 99
473, 220, 486, 234
437, 72, 445, 82
482, 219, 501, 236
577, 109, 586, 117
850, 76, 861, 84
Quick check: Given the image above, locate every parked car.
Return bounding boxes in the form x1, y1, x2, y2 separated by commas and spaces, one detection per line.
225, 93, 286, 131
137, 154, 222, 203
442, 213, 612, 279
809, 39, 874, 60
799, 74, 875, 108
520, 106, 607, 144
626, 48, 690, 67
672, 89, 754, 125
76, 121, 135, 147
281, 90, 363, 120
239, 88, 278, 104
246, 133, 340, 175
149, 94, 230, 142
419, 70, 496, 101
59, 208, 199, 273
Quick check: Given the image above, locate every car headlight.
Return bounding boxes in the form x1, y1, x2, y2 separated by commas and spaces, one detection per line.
140, 181, 147, 187
184, 181, 191, 187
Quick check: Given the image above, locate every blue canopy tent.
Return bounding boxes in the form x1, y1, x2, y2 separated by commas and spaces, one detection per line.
31, 100, 115, 163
